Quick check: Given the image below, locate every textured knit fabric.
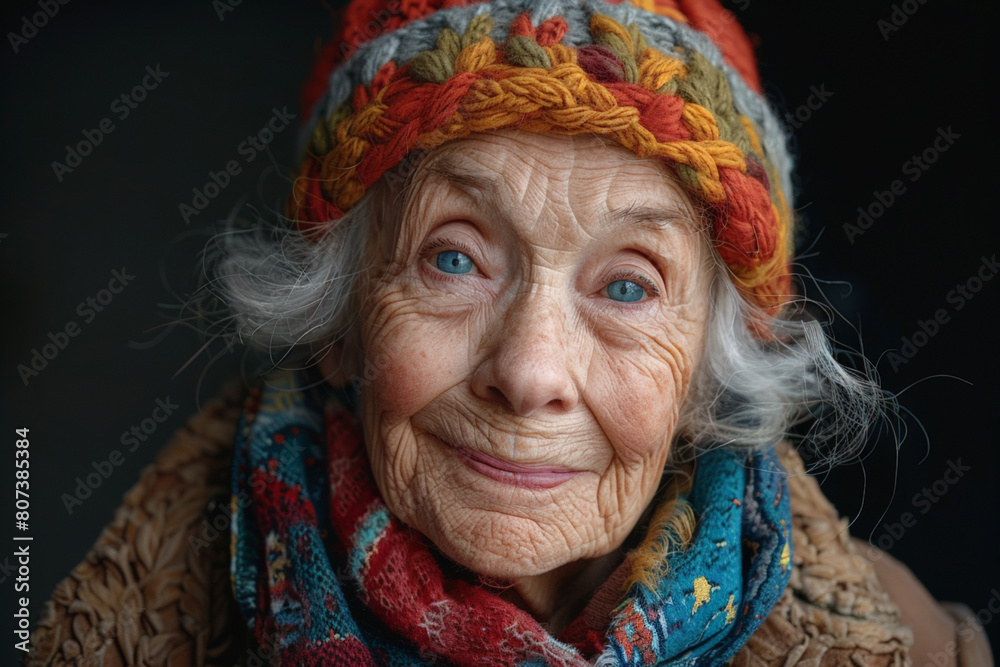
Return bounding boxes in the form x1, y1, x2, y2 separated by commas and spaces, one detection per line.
29, 382, 990, 666
229, 369, 792, 665
289, 0, 795, 314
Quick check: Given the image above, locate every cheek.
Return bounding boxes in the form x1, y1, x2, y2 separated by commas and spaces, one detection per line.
360, 297, 475, 418
367, 333, 440, 418
592, 354, 676, 465
589, 324, 703, 465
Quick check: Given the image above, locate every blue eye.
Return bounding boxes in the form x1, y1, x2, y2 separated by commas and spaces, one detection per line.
606, 279, 645, 303
436, 250, 473, 274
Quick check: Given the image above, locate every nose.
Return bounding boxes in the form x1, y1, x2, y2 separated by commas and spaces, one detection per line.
470, 287, 580, 416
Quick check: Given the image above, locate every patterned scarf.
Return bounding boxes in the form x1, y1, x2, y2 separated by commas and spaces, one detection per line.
231, 369, 792, 666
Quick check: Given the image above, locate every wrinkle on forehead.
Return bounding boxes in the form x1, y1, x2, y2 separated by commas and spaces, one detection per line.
403, 131, 703, 248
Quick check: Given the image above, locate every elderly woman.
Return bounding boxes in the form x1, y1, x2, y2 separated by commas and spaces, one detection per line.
29, 0, 993, 665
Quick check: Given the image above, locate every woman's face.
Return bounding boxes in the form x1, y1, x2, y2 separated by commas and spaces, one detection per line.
337, 130, 713, 580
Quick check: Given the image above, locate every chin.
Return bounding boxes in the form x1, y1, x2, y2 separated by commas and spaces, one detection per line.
406, 504, 621, 582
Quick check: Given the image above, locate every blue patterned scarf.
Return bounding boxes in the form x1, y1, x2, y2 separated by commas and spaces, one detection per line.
231, 369, 791, 665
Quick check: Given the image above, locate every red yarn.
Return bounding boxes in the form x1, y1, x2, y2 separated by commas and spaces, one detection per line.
509, 12, 569, 46
355, 73, 479, 188
577, 45, 625, 83
302, 0, 486, 121
509, 11, 535, 38
715, 165, 776, 267
251, 469, 318, 536
370, 60, 398, 96
605, 83, 692, 143
536, 16, 569, 46
301, 39, 341, 123
281, 636, 378, 667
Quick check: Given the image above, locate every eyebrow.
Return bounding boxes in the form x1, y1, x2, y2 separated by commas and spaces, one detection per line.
605, 202, 697, 231
425, 156, 505, 202
423, 155, 696, 232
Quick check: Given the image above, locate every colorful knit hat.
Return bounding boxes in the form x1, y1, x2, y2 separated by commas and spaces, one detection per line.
290, 0, 794, 313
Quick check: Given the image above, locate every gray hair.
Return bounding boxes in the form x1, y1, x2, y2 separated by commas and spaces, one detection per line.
675, 269, 890, 467
207, 160, 890, 469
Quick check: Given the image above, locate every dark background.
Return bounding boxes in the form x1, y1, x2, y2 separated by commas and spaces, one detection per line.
2, 1, 997, 664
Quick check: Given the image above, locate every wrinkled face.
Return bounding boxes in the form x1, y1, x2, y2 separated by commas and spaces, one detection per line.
348, 130, 713, 579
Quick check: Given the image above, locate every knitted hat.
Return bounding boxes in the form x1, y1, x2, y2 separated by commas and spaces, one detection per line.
290, 0, 794, 313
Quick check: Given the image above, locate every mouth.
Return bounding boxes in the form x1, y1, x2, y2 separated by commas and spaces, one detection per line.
446, 442, 580, 490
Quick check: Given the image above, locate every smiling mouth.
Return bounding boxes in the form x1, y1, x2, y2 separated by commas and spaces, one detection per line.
448, 443, 580, 490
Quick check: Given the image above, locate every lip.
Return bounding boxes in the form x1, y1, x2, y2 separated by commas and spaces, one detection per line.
449, 443, 580, 490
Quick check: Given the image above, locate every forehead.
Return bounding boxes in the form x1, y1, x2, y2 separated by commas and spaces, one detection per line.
400, 130, 703, 242
415, 130, 694, 216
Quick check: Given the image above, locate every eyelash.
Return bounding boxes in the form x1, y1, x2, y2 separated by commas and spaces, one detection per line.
422, 238, 661, 300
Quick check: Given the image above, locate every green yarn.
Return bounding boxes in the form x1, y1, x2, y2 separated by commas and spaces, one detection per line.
597, 33, 638, 84
460, 14, 495, 48
673, 163, 703, 194
409, 48, 455, 83
678, 51, 753, 157
437, 27, 461, 59
657, 78, 680, 96
506, 35, 551, 69
309, 120, 329, 156
628, 23, 648, 57
309, 101, 352, 155
411, 17, 496, 83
